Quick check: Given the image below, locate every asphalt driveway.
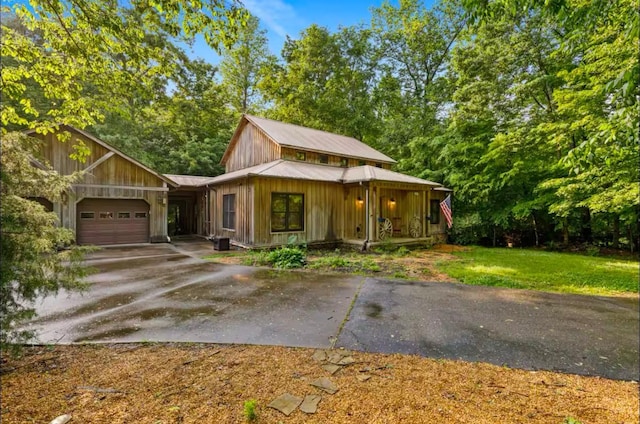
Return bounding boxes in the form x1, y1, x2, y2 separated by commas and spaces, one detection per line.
26, 242, 639, 381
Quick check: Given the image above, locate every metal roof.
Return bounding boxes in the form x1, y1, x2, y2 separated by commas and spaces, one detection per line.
244, 115, 396, 164
204, 160, 443, 188
342, 165, 442, 186
164, 174, 217, 187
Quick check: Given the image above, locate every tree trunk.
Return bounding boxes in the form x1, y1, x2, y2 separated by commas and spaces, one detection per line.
581, 207, 592, 243
562, 218, 569, 245
612, 215, 620, 249
493, 226, 497, 247
532, 214, 539, 247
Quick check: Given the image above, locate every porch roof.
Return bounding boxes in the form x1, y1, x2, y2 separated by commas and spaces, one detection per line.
204, 160, 444, 188
342, 165, 441, 187
164, 174, 217, 187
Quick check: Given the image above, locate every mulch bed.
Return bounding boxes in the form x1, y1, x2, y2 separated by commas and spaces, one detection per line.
2, 344, 637, 423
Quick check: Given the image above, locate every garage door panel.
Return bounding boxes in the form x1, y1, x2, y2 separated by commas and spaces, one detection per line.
77, 199, 149, 245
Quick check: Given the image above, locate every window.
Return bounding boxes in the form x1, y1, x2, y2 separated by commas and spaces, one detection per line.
118, 212, 131, 219
358, 160, 366, 166
430, 199, 441, 225
80, 212, 94, 220
339, 157, 348, 167
375, 163, 383, 168
271, 193, 304, 232
223, 194, 236, 230
319, 154, 329, 164
99, 212, 114, 219
134, 212, 148, 219
296, 151, 306, 161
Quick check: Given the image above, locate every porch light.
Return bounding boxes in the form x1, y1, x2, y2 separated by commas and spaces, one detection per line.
357, 196, 364, 205
389, 197, 396, 204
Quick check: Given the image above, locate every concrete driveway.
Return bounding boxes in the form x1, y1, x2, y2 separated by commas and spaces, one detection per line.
26, 242, 639, 381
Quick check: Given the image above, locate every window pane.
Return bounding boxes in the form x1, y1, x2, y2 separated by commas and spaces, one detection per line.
134, 212, 147, 219
319, 154, 328, 164
289, 194, 303, 212
80, 212, 94, 219
271, 212, 286, 231
272, 194, 287, 212
118, 212, 130, 219
99, 212, 114, 219
296, 151, 306, 161
288, 213, 303, 230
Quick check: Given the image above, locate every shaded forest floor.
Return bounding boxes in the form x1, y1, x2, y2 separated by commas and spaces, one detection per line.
2, 344, 638, 424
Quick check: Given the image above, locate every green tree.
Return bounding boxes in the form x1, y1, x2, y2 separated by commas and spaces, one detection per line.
0, 133, 87, 346
220, 14, 276, 114
261, 24, 379, 142
0, 0, 247, 345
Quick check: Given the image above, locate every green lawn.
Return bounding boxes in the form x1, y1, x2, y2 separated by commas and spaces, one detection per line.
436, 247, 639, 296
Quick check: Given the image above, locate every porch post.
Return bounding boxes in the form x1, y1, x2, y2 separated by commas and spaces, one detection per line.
426, 189, 431, 236
421, 190, 427, 237
370, 184, 377, 241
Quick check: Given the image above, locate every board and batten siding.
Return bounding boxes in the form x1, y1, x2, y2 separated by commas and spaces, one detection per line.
224, 123, 281, 172
210, 181, 253, 245
251, 177, 344, 247
36, 130, 169, 242
280, 147, 392, 169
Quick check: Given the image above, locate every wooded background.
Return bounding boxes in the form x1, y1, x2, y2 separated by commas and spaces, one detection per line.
2, 0, 637, 250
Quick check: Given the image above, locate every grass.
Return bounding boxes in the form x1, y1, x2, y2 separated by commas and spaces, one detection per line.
436, 246, 639, 296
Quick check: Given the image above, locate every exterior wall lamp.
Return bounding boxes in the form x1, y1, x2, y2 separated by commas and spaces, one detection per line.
357, 196, 364, 205
389, 197, 396, 204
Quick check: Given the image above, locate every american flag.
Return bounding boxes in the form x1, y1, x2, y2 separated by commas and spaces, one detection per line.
440, 194, 453, 229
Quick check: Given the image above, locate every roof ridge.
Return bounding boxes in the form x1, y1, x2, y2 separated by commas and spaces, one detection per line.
245, 114, 359, 141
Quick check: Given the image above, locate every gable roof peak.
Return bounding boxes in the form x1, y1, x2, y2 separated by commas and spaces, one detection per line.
240, 115, 396, 164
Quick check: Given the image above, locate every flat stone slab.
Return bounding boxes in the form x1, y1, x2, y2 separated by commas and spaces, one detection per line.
268, 393, 303, 416
311, 350, 327, 362
322, 364, 342, 375
300, 394, 322, 414
310, 377, 339, 394
357, 374, 372, 382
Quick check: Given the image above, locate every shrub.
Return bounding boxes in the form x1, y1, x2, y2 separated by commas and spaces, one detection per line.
267, 247, 306, 269
309, 256, 351, 269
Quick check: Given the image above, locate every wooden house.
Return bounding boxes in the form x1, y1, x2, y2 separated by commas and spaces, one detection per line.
27, 117, 450, 248
27, 125, 177, 245
202, 115, 451, 249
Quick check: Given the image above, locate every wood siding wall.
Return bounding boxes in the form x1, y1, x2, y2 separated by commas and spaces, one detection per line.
281, 147, 392, 169
252, 178, 343, 247
225, 124, 281, 172
37, 131, 169, 242
210, 181, 253, 244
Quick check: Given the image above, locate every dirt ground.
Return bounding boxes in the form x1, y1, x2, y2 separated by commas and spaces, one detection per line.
210, 244, 462, 282
2, 344, 637, 424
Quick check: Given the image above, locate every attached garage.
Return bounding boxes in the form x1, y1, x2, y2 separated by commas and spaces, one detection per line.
76, 199, 150, 245
28, 125, 178, 245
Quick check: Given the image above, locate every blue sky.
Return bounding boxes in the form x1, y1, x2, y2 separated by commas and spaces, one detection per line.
187, 0, 434, 63
187, 0, 392, 63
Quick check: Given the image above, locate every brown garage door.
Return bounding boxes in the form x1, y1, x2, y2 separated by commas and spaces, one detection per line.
77, 199, 150, 245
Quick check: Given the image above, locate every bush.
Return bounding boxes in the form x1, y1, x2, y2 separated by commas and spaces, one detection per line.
267, 247, 306, 269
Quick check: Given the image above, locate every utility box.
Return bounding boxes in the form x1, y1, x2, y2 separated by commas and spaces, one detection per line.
212, 237, 230, 251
